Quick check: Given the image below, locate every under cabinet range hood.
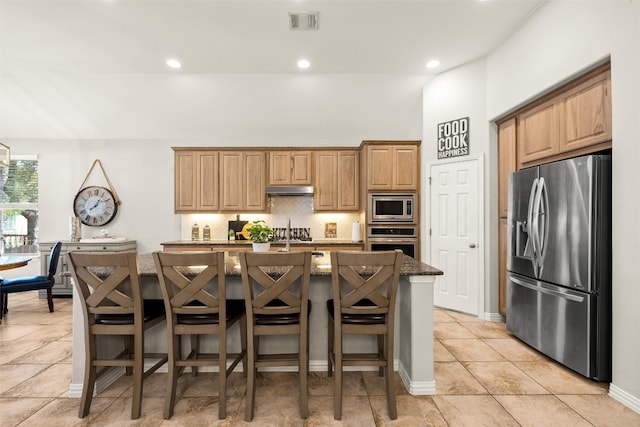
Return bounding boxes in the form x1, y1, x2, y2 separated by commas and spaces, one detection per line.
266, 186, 314, 196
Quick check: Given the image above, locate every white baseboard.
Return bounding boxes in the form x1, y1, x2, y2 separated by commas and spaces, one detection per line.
609, 383, 640, 414
397, 362, 436, 395
483, 312, 505, 322
68, 366, 124, 398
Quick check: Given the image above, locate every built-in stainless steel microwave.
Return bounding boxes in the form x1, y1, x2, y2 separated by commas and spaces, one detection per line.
368, 194, 416, 223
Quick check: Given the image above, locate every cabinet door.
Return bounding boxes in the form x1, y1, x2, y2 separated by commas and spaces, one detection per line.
498, 118, 517, 218
367, 146, 393, 190
559, 70, 612, 152
367, 145, 418, 191
244, 152, 267, 211
314, 152, 338, 211
517, 99, 559, 165
197, 152, 219, 210
393, 146, 418, 190
269, 151, 312, 185
269, 151, 291, 186
291, 151, 312, 185
174, 151, 197, 211
220, 152, 243, 211
499, 218, 508, 315
338, 151, 359, 210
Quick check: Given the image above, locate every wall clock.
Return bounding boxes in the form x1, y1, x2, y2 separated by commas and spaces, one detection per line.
73, 159, 121, 227
73, 185, 118, 226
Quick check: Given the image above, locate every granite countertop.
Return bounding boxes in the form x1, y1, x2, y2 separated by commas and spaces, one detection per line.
138, 252, 442, 277
161, 240, 363, 247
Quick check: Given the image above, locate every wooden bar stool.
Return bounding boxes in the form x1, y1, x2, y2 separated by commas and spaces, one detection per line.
68, 251, 167, 419
153, 251, 247, 419
327, 250, 403, 420
239, 251, 312, 422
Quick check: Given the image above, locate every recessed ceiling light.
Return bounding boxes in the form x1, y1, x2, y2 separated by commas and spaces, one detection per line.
166, 58, 182, 69
297, 58, 311, 69
426, 59, 440, 69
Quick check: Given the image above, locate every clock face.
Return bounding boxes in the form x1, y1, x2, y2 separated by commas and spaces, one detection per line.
73, 186, 118, 226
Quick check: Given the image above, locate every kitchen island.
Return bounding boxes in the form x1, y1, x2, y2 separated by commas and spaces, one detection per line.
69, 251, 442, 398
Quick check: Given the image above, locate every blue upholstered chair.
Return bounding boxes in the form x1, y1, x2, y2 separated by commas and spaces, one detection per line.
0, 241, 62, 319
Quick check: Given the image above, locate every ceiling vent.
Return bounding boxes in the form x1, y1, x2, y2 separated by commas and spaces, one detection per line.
289, 12, 319, 30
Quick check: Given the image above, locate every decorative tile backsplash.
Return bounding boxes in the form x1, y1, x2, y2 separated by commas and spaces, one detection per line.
181, 196, 361, 241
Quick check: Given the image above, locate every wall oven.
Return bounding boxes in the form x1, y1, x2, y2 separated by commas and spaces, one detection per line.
366, 225, 418, 259
368, 194, 416, 223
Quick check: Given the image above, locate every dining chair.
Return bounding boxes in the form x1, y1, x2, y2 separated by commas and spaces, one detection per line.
153, 251, 247, 419
0, 241, 62, 319
239, 251, 312, 421
327, 250, 403, 420
68, 250, 167, 419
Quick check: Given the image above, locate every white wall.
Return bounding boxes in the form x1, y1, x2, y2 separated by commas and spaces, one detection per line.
424, 0, 640, 411
2, 74, 428, 143
421, 58, 497, 315
4, 73, 427, 272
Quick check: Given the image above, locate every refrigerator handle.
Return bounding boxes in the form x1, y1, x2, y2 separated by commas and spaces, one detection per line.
532, 177, 545, 273
509, 275, 584, 303
527, 178, 540, 275
537, 177, 550, 271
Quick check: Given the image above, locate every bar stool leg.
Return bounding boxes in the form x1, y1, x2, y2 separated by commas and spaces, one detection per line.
327, 313, 334, 377
131, 332, 144, 419
334, 331, 343, 420
244, 334, 257, 421
79, 336, 97, 418
385, 332, 397, 419
299, 330, 308, 418
164, 334, 179, 419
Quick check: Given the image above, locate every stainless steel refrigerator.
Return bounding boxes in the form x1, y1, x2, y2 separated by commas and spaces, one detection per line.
507, 154, 611, 381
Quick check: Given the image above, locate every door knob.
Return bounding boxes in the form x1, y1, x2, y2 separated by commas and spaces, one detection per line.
469, 243, 477, 248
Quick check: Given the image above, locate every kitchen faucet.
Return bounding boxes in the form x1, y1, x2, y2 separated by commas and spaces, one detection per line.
279, 218, 291, 252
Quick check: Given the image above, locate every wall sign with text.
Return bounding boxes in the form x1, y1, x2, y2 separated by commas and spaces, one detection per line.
437, 117, 469, 159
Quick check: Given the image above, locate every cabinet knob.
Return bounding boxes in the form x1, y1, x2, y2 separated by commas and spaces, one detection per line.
469, 243, 477, 248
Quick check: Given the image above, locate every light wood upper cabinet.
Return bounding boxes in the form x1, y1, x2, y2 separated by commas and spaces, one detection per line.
220, 151, 266, 211
244, 152, 267, 210
517, 68, 612, 168
314, 150, 359, 211
174, 150, 218, 212
559, 70, 612, 152
498, 118, 517, 219
366, 144, 418, 191
197, 152, 219, 211
175, 151, 197, 212
268, 151, 312, 186
517, 98, 559, 165
314, 152, 338, 211
367, 146, 393, 190
338, 151, 360, 210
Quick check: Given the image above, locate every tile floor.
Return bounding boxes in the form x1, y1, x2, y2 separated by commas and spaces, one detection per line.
1, 292, 639, 426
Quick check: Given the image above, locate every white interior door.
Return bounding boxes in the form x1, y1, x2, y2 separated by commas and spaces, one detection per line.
428, 157, 482, 316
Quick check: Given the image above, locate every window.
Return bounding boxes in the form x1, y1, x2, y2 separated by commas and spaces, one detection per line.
1, 155, 38, 254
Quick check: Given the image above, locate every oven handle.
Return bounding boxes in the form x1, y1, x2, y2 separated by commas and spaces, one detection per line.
367, 238, 418, 244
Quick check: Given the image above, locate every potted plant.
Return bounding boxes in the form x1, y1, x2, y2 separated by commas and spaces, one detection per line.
246, 220, 274, 252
